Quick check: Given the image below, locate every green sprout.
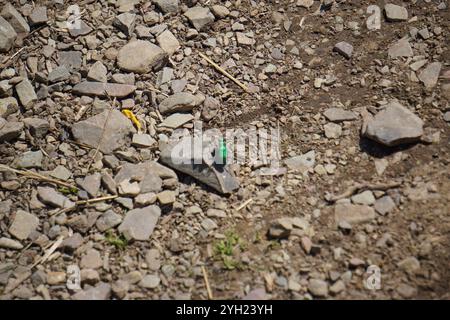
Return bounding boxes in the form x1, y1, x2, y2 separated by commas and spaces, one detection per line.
105, 231, 128, 250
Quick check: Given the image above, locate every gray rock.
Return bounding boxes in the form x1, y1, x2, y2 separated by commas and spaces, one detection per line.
101, 172, 117, 194
334, 204, 376, 225
8, 210, 39, 240
211, 5, 230, 19
388, 39, 413, 58
48, 66, 70, 83
397, 257, 421, 275
0, 16, 16, 52
71, 109, 135, 154
29, 6, 48, 26
0, 237, 23, 250
15, 79, 37, 108
58, 51, 82, 70
324, 123, 342, 139
308, 279, 329, 298
96, 210, 122, 232
23, 118, 50, 138
132, 133, 156, 147
396, 283, 417, 298
156, 30, 180, 55
113, 12, 136, 36
285, 150, 315, 173
384, 4, 408, 22
16, 150, 43, 168
201, 96, 220, 121
1, 4, 29, 34
0, 97, 19, 118
0, 79, 13, 96
49, 165, 72, 181
160, 113, 194, 128
118, 205, 161, 241
324, 108, 357, 122
418, 62, 442, 89
374, 195, 396, 215
159, 136, 239, 194
77, 173, 101, 198
443, 111, 450, 122
37, 186, 76, 209
201, 218, 217, 231
114, 160, 176, 184
363, 101, 424, 146
0, 120, 23, 142
184, 7, 215, 31
139, 274, 161, 289
80, 249, 103, 269
159, 92, 199, 114
72, 82, 136, 98
117, 40, 167, 74
61, 233, 84, 252
118, 179, 140, 196
334, 41, 353, 59
87, 62, 107, 83
72, 282, 111, 300
69, 20, 92, 37
351, 191, 375, 205
153, 0, 179, 14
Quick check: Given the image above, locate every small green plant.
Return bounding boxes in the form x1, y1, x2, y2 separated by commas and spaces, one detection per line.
105, 231, 128, 250
213, 230, 245, 270
58, 186, 78, 195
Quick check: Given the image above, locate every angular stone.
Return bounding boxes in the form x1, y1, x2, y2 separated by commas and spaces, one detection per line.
132, 133, 156, 147
236, 32, 255, 46
157, 190, 176, 205
159, 92, 199, 114
135, 193, 157, 207
0, 97, 19, 118
48, 66, 70, 83
23, 118, 49, 138
72, 282, 111, 300
285, 150, 315, 172
87, 61, 108, 83
0, 120, 23, 142
334, 204, 376, 225
114, 160, 176, 183
1, 4, 29, 34
160, 113, 193, 128
69, 20, 92, 37
398, 257, 420, 275
8, 210, 39, 240
388, 39, 413, 58
418, 62, 442, 89
0, 16, 16, 52
364, 101, 424, 146
101, 172, 117, 194
324, 108, 357, 122
77, 173, 101, 198
47, 271, 66, 285
184, 7, 215, 31
118, 205, 161, 241
351, 191, 375, 205
113, 12, 136, 36
96, 210, 122, 232
117, 40, 167, 74
80, 249, 103, 269
72, 82, 136, 98
156, 30, 180, 55
384, 4, 408, 22
153, 0, 179, 14
15, 79, 37, 108
16, 150, 43, 168
374, 196, 396, 215
37, 187, 76, 209
324, 123, 342, 139
71, 109, 135, 154
334, 41, 353, 59
118, 179, 141, 196
159, 136, 239, 194
50, 165, 72, 181
29, 7, 48, 26
58, 51, 82, 70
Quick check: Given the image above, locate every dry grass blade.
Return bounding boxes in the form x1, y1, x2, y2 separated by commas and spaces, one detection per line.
201, 265, 214, 300
198, 51, 251, 93
0, 164, 76, 189
327, 181, 402, 202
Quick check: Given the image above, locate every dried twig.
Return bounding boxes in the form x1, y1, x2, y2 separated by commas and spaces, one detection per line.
0, 164, 76, 189
326, 181, 402, 203
201, 265, 213, 300
236, 198, 253, 211
198, 52, 250, 93
49, 195, 119, 216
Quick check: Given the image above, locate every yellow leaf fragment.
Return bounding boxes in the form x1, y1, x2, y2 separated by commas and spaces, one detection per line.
122, 109, 141, 132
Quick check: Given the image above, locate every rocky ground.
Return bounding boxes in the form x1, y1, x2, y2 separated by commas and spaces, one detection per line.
0, 0, 449, 300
